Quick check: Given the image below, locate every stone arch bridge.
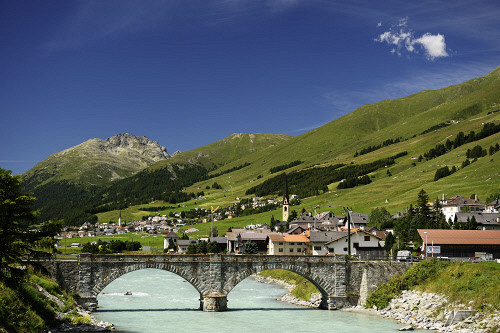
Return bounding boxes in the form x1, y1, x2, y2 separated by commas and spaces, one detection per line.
46, 254, 410, 312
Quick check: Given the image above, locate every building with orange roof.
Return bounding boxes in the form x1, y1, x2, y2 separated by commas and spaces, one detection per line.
267, 233, 309, 255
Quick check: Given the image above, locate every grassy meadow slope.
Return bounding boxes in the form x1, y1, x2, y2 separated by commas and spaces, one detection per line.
148, 133, 291, 172
97, 67, 500, 228
181, 67, 500, 204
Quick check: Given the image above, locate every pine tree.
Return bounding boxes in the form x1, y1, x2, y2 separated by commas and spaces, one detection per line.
0, 168, 61, 280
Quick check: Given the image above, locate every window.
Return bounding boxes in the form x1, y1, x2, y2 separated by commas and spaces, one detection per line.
343, 247, 348, 251
314, 246, 322, 251
279, 248, 283, 253
289, 248, 294, 252
290, 242, 295, 245
297, 248, 301, 253
364, 236, 370, 241
279, 242, 283, 245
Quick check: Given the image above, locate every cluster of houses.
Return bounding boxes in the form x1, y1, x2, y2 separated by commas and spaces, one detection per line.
163, 225, 385, 260
439, 195, 500, 229
163, 194, 500, 260
61, 190, 500, 260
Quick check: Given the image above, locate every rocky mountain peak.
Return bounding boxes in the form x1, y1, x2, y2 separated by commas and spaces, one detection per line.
104, 133, 170, 160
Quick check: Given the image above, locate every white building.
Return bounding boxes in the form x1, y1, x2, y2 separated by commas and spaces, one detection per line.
440, 195, 486, 221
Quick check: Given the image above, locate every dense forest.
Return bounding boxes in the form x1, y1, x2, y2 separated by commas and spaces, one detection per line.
423, 122, 500, 160
246, 152, 407, 198
28, 163, 211, 225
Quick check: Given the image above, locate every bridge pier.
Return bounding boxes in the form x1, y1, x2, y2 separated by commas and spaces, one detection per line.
326, 296, 349, 310
201, 294, 228, 312
77, 296, 98, 312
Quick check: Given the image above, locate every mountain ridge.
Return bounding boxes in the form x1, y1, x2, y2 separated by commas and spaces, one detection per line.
22, 133, 170, 190
21, 66, 500, 224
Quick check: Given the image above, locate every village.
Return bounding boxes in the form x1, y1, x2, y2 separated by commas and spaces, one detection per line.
60, 190, 500, 262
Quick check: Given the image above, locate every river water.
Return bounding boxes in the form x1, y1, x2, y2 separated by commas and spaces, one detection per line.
94, 269, 412, 333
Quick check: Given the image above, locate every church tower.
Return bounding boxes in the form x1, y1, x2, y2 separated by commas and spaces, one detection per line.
282, 175, 290, 222
118, 211, 121, 227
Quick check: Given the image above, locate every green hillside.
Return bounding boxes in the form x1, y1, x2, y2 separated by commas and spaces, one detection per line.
24, 67, 500, 225
22, 133, 170, 190
149, 133, 291, 172
97, 67, 500, 229
24, 133, 291, 223
167, 67, 500, 215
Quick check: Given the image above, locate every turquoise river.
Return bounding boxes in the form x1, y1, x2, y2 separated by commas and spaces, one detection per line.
94, 269, 420, 333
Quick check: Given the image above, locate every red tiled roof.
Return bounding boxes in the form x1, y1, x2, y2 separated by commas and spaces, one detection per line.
418, 229, 500, 245
267, 234, 284, 242
442, 195, 484, 206
283, 234, 309, 243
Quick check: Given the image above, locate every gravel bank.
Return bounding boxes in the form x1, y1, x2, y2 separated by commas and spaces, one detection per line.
345, 290, 499, 332
251, 274, 321, 308
48, 305, 113, 332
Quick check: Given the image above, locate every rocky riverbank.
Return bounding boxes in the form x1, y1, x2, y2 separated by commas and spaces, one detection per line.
251, 274, 321, 307
48, 306, 114, 333
345, 290, 499, 332
252, 273, 499, 332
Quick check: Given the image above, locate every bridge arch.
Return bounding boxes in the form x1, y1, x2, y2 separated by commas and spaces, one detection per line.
88, 262, 205, 300
73, 254, 348, 311
222, 263, 333, 308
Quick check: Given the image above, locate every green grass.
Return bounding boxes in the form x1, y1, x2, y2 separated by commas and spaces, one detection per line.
365, 259, 500, 311
258, 269, 319, 301
0, 269, 89, 332
33, 66, 500, 224
0, 279, 46, 333
416, 262, 500, 311
58, 233, 166, 254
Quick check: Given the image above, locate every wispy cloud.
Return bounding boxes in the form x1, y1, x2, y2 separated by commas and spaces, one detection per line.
375, 17, 449, 60
42, 0, 303, 54
289, 122, 325, 134
322, 62, 497, 116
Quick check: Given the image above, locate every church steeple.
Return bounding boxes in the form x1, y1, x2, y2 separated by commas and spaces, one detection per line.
282, 174, 290, 222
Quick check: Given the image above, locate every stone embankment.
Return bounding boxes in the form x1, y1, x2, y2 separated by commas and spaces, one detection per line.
49, 306, 113, 333
251, 274, 321, 307
346, 290, 499, 332
49, 310, 113, 332
45, 292, 113, 332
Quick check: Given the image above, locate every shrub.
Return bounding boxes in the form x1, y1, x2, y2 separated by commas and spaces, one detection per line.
365, 259, 452, 309
434, 166, 450, 181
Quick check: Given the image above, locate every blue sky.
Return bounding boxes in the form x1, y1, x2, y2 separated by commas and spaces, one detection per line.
1, 0, 499, 175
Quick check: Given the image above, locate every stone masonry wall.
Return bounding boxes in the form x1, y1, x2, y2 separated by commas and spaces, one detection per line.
347, 261, 412, 306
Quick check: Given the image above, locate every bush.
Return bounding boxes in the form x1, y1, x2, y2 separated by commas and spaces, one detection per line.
0, 280, 46, 333
466, 145, 487, 159
19, 283, 56, 325
434, 166, 451, 181
365, 259, 452, 309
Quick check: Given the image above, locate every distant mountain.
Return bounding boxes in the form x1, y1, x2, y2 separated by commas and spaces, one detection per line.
22, 133, 170, 191
24, 132, 291, 223
22, 67, 500, 224
149, 133, 291, 172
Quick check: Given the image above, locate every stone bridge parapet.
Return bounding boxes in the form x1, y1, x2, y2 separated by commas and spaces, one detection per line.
47, 254, 409, 312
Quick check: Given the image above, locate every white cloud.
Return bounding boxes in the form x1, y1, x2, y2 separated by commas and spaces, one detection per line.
375, 17, 449, 60
414, 33, 448, 59
377, 22, 382, 27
